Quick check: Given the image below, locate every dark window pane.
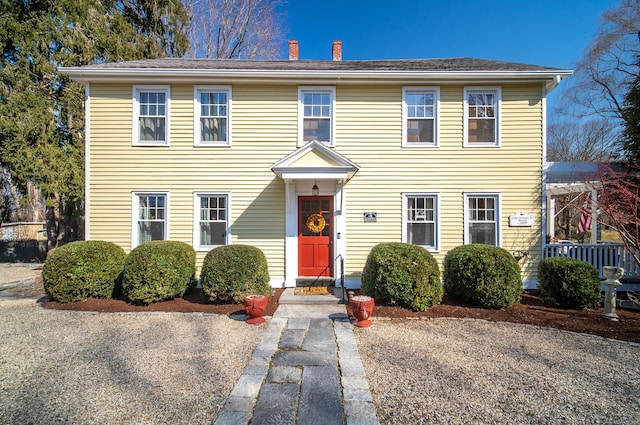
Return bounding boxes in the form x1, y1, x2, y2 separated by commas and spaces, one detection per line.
200, 222, 226, 246
303, 119, 330, 142
408, 223, 434, 246
469, 222, 496, 245
201, 117, 227, 141
139, 117, 165, 141
468, 119, 495, 143
407, 119, 434, 144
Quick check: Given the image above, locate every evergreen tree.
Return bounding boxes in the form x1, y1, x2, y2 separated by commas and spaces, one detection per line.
0, 0, 189, 248
621, 74, 640, 162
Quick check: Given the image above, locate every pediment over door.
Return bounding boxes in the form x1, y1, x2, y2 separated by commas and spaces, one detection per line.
271, 141, 359, 181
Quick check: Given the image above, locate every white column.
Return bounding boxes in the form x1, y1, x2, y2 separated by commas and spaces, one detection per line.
284, 180, 297, 287
548, 196, 555, 241
591, 188, 598, 244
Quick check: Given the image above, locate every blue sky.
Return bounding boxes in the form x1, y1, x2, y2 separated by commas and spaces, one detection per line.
282, 0, 621, 111
283, 0, 618, 70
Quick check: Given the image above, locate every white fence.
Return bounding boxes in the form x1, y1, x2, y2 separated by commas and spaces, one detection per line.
544, 243, 640, 280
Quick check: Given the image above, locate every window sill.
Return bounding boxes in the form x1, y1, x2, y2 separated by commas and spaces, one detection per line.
132, 141, 170, 147
463, 143, 501, 148
402, 143, 439, 148
194, 142, 232, 147
195, 245, 225, 252
298, 140, 334, 148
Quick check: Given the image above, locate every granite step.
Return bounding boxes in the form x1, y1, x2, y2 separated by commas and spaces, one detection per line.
278, 287, 348, 305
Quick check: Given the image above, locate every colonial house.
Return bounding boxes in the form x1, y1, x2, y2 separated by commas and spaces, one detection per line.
61, 41, 571, 289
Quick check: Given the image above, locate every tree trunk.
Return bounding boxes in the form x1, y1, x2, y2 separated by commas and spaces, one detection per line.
45, 193, 72, 251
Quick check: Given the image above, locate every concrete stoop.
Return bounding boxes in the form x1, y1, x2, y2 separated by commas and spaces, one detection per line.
278, 287, 348, 305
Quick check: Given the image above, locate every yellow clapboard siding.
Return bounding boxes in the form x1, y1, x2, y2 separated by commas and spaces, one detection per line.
88, 81, 544, 282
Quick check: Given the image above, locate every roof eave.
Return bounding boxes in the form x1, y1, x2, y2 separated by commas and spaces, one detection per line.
60, 67, 573, 85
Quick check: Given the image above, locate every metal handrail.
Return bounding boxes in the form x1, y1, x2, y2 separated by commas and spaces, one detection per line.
336, 254, 346, 303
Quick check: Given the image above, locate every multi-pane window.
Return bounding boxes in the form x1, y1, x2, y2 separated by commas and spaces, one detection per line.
134, 193, 167, 246
194, 87, 231, 145
299, 87, 335, 145
404, 88, 439, 146
466, 194, 499, 246
134, 87, 169, 144
405, 194, 438, 250
194, 194, 229, 248
465, 88, 500, 146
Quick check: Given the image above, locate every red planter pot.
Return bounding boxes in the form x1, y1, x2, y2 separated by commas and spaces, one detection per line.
350, 295, 374, 327
243, 294, 269, 324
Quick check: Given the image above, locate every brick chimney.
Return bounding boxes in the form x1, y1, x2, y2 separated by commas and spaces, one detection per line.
288, 40, 299, 60
332, 40, 342, 61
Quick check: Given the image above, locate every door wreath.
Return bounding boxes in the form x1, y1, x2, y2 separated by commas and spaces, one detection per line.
306, 213, 326, 233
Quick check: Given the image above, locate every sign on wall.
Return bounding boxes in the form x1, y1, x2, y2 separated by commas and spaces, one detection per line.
363, 212, 377, 223
509, 212, 534, 227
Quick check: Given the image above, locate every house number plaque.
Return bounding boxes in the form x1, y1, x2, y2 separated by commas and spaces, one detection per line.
363, 212, 377, 223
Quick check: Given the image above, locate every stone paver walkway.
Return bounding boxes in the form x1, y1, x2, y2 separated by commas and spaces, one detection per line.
214, 295, 379, 425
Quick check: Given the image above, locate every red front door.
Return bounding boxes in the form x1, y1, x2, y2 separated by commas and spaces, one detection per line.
298, 196, 333, 277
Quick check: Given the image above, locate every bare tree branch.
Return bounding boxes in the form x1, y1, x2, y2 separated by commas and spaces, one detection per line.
557, 0, 640, 122
185, 0, 284, 59
547, 118, 619, 162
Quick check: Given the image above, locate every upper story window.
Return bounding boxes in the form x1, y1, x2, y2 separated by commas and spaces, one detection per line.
464, 87, 501, 147
298, 87, 336, 146
465, 193, 500, 246
133, 86, 170, 145
403, 87, 439, 147
193, 192, 230, 250
132, 192, 168, 248
194, 86, 232, 146
403, 193, 439, 251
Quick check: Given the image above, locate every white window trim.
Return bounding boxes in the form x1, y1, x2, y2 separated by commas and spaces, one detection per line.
131, 191, 170, 249
463, 86, 501, 147
402, 87, 440, 148
192, 191, 231, 251
132, 85, 170, 146
464, 192, 502, 247
402, 192, 440, 252
298, 86, 337, 147
193, 85, 232, 147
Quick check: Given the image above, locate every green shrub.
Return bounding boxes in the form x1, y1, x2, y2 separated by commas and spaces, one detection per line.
361, 242, 442, 312
42, 240, 126, 303
443, 244, 522, 309
538, 257, 601, 309
122, 241, 196, 305
201, 244, 271, 303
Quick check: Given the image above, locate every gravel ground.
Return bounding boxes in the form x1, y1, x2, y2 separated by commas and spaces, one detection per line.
355, 319, 640, 424
0, 299, 265, 425
0, 263, 42, 284
4, 264, 640, 424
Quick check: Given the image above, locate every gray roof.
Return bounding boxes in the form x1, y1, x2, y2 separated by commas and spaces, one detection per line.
75, 57, 567, 73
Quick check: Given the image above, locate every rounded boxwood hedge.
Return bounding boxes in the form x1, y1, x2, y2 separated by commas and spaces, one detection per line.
361, 242, 442, 312
122, 240, 196, 305
200, 244, 271, 303
538, 257, 601, 309
443, 244, 522, 309
42, 240, 127, 303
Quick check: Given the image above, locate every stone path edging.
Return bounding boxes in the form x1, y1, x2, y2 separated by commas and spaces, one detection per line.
214, 315, 380, 425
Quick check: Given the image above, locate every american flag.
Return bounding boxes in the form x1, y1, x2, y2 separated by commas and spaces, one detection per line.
578, 193, 593, 233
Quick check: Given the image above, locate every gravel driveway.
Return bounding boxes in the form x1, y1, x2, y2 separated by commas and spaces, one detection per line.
355, 319, 640, 424
2, 264, 640, 424
0, 299, 264, 424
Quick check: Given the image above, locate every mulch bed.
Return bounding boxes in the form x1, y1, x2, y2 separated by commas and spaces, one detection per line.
41, 289, 640, 344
